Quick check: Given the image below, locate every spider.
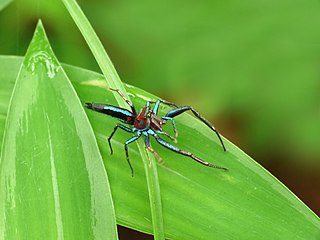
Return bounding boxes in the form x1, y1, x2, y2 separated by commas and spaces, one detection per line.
85, 88, 227, 175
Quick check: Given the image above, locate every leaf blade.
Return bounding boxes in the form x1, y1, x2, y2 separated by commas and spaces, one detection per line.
60, 0, 165, 239
1, 56, 319, 239
0, 0, 12, 11
0, 22, 118, 239
71, 70, 320, 240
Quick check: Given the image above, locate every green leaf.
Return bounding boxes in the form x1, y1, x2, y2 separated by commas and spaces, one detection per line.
0, 22, 118, 239
0, 0, 12, 11
74, 76, 320, 240
60, 0, 165, 239
1, 56, 320, 239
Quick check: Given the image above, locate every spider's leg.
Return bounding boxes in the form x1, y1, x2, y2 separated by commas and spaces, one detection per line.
156, 130, 177, 143
110, 88, 136, 115
165, 106, 226, 151
151, 133, 227, 170
162, 116, 178, 138
145, 134, 163, 164
108, 124, 134, 155
147, 100, 178, 115
124, 133, 141, 176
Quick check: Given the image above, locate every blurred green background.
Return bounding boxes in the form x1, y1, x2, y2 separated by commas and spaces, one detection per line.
0, 0, 319, 237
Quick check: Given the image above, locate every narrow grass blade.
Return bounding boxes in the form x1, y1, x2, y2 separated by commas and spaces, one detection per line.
61, 0, 165, 239
137, 144, 165, 239
60, 0, 125, 94
0, 22, 118, 239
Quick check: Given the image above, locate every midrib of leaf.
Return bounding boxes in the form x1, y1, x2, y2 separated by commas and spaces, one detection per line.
60, 0, 165, 239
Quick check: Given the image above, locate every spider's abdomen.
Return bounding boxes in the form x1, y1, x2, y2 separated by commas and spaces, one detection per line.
84, 103, 135, 124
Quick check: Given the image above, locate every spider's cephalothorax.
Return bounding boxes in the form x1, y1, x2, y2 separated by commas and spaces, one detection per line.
85, 88, 227, 175
134, 106, 167, 132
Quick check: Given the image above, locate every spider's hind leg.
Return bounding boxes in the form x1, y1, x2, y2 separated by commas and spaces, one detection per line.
109, 88, 136, 115
124, 133, 141, 176
108, 124, 134, 155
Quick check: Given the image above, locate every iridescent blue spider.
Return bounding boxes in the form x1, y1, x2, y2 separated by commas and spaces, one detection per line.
85, 88, 227, 175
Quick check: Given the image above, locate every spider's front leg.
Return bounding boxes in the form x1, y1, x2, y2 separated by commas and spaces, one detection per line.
146, 99, 179, 138
151, 133, 227, 170
165, 106, 226, 151
147, 99, 178, 115
157, 130, 177, 143
161, 116, 178, 138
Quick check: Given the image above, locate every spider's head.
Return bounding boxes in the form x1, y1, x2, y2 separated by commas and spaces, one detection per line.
134, 107, 151, 130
